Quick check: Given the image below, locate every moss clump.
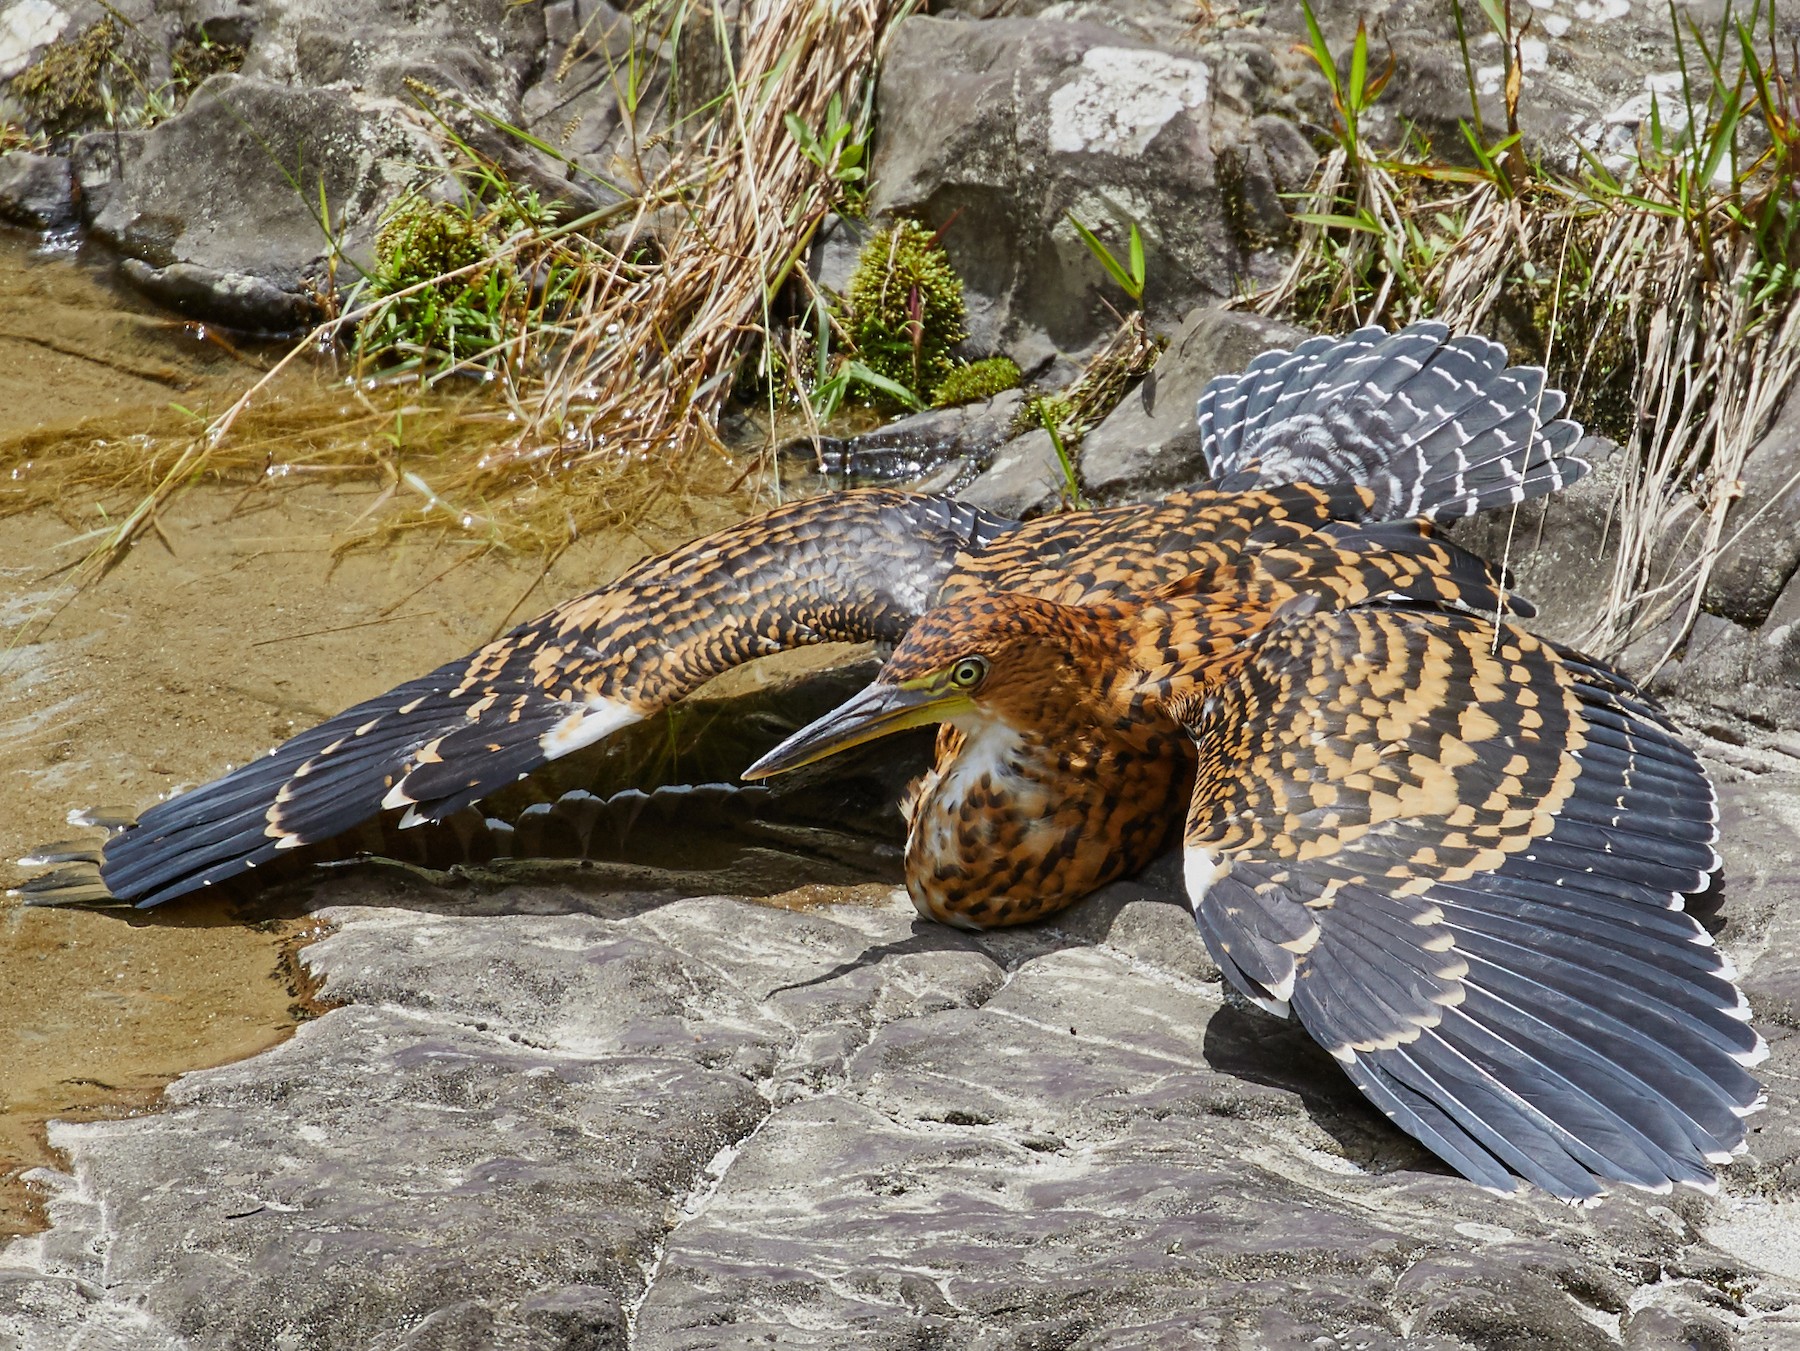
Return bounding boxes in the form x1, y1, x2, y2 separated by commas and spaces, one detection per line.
171, 35, 246, 95
931, 356, 1021, 408
847, 218, 966, 404
375, 198, 496, 291
10, 19, 135, 133
358, 197, 509, 363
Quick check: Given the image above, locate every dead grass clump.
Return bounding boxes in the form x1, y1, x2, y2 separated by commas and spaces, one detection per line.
39, 0, 909, 586
1244, 0, 1800, 664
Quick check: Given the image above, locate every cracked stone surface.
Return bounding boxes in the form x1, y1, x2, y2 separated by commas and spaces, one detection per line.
4, 764, 1800, 1347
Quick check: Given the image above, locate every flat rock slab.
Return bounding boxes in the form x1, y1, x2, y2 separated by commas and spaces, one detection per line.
5, 772, 1800, 1348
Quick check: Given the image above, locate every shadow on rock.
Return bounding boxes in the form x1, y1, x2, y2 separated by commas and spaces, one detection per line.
1202, 1001, 1453, 1183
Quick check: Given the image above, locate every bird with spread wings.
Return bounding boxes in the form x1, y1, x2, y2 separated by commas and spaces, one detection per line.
18, 323, 1764, 1202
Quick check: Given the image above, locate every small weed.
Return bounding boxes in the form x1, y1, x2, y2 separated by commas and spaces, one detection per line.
785, 88, 874, 215
1296, 1, 1395, 175
1010, 311, 1162, 511
1038, 402, 1086, 510
1245, 0, 1800, 663
1016, 312, 1162, 440
1067, 212, 1146, 305
168, 33, 246, 104
355, 196, 507, 365
0, 120, 49, 154
812, 359, 923, 419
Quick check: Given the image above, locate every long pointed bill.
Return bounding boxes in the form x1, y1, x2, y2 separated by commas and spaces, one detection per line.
742, 681, 965, 780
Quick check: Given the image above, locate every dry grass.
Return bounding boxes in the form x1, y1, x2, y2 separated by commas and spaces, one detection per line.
20, 0, 913, 589
372, 0, 914, 530
1243, 0, 1800, 665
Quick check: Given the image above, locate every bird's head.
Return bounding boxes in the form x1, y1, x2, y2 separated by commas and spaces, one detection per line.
743, 593, 1112, 780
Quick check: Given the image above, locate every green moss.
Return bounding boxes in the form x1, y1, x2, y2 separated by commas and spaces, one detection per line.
375, 198, 496, 291
11, 19, 133, 133
170, 35, 246, 95
931, 356, 1021, 408
358, 197, 510, 364
846, 218, 967, 405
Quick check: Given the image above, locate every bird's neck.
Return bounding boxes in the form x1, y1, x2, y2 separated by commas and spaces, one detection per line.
903, 612, 1189, 930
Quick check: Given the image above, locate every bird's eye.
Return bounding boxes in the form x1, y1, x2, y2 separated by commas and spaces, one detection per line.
948, 657, 988, 688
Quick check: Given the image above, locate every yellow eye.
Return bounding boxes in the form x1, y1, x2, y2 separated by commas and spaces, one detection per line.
949, 657, 988, 688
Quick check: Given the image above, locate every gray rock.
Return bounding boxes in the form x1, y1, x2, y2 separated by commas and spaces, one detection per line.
933, 2, 1800, 185
806, 211, 865, 297
31, 0, 548, 325
516, 0, 661, 211
1705, 392, 1800, 629
932, 0, 1196, 50
1647, 612, 1800, 748
1758, 567, 1800, 694
1278, 1, 1800, 176
4, 774, 1799, 1346
958, 426, 1067, 518
119, 257, 317, 331
803, 390, 1027, 488
235, 0, 544, 103
0, 0, 70, 82
1081, 304, 1308, 503
870, 16, 1296, 361
0, 151, 74, 228
83, 76, 439, 327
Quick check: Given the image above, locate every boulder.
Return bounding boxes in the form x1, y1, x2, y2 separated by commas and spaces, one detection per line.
957, 424, 1066, 518
1079, 303, 1308, 503
0, 0, 69, 81
0, 150, 73, 227
4, 780, 1798, 1347
81, 75, 440, 330
870, 16, 1303, 366
1705, 392, 1800, 629
1258, 0, 1800, 174
6, 0, 551, 324
940, 1, 1800, 180
229, 0, 543, 103
514, 0, 662, 214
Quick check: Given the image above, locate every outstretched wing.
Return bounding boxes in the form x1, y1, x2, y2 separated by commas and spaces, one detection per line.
946, 325, 1590, 609
1177, 605, 1763, 1200
1196, 322, 1588, 519
46, 490, 1011, 909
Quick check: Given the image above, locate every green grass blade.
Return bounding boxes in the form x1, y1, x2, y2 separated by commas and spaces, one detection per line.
1066, 212, 1139, 298
845, 361, 924, 409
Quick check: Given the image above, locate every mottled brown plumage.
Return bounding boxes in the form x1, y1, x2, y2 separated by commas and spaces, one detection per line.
19, 322, 1763, 1202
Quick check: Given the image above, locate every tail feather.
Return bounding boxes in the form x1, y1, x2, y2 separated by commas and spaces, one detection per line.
1199, 323, 1587, 522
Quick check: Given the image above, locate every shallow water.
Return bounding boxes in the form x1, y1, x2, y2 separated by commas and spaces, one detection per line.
0, 228, 825, 1235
